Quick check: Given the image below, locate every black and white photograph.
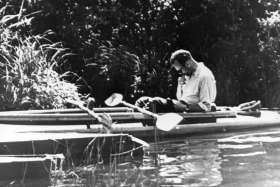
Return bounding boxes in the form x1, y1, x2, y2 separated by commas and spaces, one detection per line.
0, 0, 280, 186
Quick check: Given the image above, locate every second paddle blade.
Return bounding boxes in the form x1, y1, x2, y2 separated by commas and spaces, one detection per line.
156, 113, 183, 131
105, 93, 123, 106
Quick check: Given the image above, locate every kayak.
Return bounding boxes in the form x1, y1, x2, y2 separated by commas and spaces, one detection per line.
1, 108, 279, 138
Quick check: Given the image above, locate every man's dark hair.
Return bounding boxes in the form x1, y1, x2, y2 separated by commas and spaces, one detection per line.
170, 49, 192, 66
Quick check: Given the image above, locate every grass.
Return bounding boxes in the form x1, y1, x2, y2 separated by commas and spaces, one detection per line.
0, 4, 81, 110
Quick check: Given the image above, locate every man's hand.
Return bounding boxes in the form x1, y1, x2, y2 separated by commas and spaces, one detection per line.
135, 96, 153, 109
135, 96, 169, 111
152, 97, 167, 105
178, 76, 186, 85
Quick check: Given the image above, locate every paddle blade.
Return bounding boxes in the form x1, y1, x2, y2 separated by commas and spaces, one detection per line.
156, 113, 183, 131
105, 93, 123, 106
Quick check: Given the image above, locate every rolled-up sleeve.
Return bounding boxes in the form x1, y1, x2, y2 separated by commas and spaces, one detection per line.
198, 75, 216, 111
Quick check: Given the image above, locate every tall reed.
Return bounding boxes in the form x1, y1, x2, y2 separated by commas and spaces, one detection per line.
0, 5, 81, 110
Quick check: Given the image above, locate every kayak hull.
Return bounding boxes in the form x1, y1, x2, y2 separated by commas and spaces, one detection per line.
1, 110, 278, 138
0, 107, 279, 136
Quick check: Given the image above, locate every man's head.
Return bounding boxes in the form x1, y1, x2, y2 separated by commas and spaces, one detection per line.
170, 49, 196, 76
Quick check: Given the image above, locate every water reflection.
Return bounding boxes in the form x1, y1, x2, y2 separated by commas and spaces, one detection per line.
22, 128, 280, 186
218, 129, 280, 187
139, 128, 280, 187
218, 130, 280, 143
144, 139, 223, 187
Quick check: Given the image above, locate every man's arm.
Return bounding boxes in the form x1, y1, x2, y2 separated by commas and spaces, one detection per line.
197, 75, 216, 112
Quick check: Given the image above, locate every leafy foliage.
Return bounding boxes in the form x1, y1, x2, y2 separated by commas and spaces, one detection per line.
258, 8, 280, 107
0, 4, 81, 110
1, 0, 280, 107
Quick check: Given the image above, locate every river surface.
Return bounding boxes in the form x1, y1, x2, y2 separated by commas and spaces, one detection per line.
6, 127, 280, 186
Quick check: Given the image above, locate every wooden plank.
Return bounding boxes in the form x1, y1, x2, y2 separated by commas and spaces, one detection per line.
0, 154, 64, 163
0, 132, 146, 166
0, 132, 134, 142
0, 154, 63, 180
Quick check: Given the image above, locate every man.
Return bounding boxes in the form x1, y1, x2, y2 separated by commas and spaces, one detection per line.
136, 49, 217, 112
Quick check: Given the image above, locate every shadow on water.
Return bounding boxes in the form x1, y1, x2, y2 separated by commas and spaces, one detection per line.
5, 127, 280, 186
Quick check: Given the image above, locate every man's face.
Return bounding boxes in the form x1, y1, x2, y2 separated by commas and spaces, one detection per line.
172, 60, 193, 76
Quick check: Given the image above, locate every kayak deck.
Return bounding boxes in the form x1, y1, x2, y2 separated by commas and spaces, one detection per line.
1, 110, 279, 138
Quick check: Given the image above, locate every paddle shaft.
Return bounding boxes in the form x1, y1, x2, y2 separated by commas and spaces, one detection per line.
104, 93, 182, 131
67, 100, 101, 121
121, 101, 159, 118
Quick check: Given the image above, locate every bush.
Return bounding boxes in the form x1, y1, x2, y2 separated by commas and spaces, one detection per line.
0, 6, 81, 110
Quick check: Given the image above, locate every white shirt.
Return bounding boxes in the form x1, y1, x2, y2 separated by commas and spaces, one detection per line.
176, 63, 216, 111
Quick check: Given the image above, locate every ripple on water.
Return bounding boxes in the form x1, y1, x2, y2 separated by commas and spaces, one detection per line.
218, 130, 280, 143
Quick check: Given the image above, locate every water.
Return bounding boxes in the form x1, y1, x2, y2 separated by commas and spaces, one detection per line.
6, 127, 280, 186
151, 128, 280, 187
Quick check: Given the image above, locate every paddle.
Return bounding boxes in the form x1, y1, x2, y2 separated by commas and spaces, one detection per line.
105, 93, 183, 131
66, 99, 112, 130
